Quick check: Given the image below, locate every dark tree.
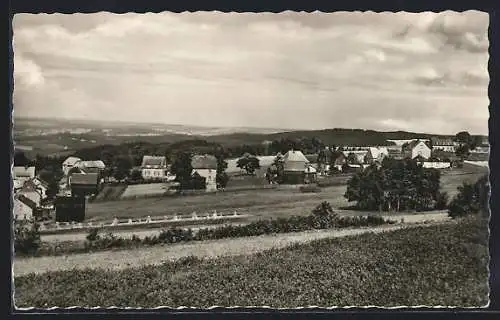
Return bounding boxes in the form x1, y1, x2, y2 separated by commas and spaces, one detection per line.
344, 158, 443, 212
170, 151, 194, 190
215, 147, 229, 189
45, 180, 60, 199
237, 155, 261, 175
113, 156, 133, 181
14, 151, 31, 167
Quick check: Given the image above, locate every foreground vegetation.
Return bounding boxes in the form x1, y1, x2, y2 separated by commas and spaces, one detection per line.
15, 217, 488, 308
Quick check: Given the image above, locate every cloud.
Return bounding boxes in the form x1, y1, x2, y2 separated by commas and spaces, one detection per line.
12, 11, 489, 135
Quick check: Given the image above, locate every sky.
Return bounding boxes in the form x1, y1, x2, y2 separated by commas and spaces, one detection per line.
12, 11, 489, 135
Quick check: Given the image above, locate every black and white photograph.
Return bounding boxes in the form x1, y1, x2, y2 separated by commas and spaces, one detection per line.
11, 10, 490, 308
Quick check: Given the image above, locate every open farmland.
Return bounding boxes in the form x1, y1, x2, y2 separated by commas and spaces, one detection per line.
85, 164, 487, 222
14, 217, 488, 308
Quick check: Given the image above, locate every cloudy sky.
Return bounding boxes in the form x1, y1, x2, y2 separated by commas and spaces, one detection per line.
13, 11, 489, 134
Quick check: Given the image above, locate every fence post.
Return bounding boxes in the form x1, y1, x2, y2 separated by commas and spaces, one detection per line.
146, 216, 152, 223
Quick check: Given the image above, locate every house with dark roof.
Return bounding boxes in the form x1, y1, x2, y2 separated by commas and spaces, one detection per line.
279, 150, 317, 184
141, 156, 168, 181
191, 155, 218, 191
13, 194, 37, 220
402, 140, 432, 160
69, 172, 100, 197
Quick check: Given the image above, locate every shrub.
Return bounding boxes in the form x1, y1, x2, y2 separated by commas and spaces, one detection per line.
312, 201, 335, 217
434, 191, 449, 210
86, 228, 100, 242
14, 217, 41, 255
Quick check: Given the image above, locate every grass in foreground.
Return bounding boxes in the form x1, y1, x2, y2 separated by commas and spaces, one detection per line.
14, 217, 488, 308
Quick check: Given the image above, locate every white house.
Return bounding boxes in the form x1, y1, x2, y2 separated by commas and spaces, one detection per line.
365, 147, 389, 163
62, 157, 82, 175
403, 140, 432, 160
191, 155, 218, 192
431, 138, 456, 153
13, 194, 36, 220
141, 156, 168, 181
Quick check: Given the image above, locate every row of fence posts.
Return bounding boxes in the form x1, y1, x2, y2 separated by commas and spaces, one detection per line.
40, 210, 240, 231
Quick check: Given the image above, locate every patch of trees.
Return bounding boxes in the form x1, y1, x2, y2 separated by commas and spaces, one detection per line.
454, 131, 484, 161
237, 154, 261, 175
344, 158, 447, 212
448, 174, 489, 218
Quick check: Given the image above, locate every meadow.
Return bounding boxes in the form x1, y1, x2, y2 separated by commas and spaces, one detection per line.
85, 164, 487, 222
14, 217, 488, 308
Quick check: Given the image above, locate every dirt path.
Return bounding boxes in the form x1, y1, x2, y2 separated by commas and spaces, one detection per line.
40, 212, 448, 243
14, 217, 450, 277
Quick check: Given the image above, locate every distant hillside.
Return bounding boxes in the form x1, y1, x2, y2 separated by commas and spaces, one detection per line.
204, 129, 455, 147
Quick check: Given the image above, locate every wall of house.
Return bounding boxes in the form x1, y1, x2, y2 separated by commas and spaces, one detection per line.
283, 171, 305, 185
433, 146, 456, 153
141, 168, 167, 180
13, 199, 33, 220
194, 169, 217, 192
411, 144, 432, 159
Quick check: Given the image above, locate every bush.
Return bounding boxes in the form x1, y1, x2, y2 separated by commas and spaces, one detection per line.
312, 201, 335, 217
14, 217, 41, 255
86, 228, 100, 242
434, 192, 449, 210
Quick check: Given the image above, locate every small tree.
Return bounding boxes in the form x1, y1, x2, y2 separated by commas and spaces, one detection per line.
312, 201, 335, 217
113, 156, 133, 181
129, 169, 143, 182
237, 155, 261, 175
14, 217, 41, 255
215, 150, 230, 189
448, 174, 489, 218
45, 180, 60, 199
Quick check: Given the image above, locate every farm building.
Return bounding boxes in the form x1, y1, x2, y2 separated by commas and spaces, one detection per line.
431, 137, 456, 153
13, 194, 37, 220
141, 156, 168, 181
402, 140, 432, 160
13, 166, 36, 184
191, 155, 218, 192
279, 150, 317, 184
69, 173, 100, 197
16, 180, 43, 206
62, 157, 82, 175
365, 147, 389, 164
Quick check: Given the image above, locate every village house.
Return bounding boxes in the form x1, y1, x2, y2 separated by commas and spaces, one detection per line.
16, 179, 43, 206
69, 172, 100, 197
279, 150, 317, 184
431, 137, 456, 153
62, 157, 82, 176
402, 140, 432, 160
13, 194, 37, 220
75, 160, 106, 173
141, 156, 168, 181
13, 166, 36, 184
191, 155, 218, 192
364, 147, 389, 164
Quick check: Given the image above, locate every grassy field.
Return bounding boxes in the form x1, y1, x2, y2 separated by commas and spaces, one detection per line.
14, 217, 488, 308
85, 165, 487, 222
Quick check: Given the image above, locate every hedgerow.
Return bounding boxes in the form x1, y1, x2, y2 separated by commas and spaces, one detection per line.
19, 202, 393, 257
14, 217, 488, 308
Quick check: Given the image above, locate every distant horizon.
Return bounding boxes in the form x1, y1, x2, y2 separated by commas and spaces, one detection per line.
13, 11, 488, 135
13, 115, 488, 137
